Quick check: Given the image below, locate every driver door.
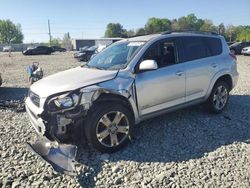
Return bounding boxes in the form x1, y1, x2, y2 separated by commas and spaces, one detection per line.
135, 39, 186, 116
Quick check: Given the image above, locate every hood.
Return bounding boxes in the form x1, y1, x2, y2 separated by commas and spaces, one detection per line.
30, 66, 118, 98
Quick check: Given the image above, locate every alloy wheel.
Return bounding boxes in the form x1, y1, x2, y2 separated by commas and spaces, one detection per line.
213, 85, 228, 110
96, 111, 130, 147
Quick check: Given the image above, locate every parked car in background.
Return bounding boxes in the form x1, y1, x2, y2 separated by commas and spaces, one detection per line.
22, 46, 53, 55
227, 42, 234, 46
229, 42, 250, 55
73, 46, 88, 58
27, 46, 36, 50
2, 46, 14, 52
241, 46, 250, 55
0, 73, 2, 86
74, 46, 98, 62
26, 31, 238, 174
51, 46, 66, 52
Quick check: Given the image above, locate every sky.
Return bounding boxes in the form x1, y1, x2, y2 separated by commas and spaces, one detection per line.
0, 0, 249, 43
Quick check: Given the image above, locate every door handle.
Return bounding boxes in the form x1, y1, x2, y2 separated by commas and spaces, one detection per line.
175, 71, 184, 76
211, 63, 217, 68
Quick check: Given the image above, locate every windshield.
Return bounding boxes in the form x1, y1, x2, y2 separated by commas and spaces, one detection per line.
86, 41, 145, 70
87, 46, 97, 51
230, 42, 241, 46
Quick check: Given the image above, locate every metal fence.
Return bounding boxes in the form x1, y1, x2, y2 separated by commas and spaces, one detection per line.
0, 43, 43, 52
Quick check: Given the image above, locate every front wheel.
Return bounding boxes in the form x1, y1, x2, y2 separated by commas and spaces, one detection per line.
84, 103, 134, 153
207, 81, 229, 113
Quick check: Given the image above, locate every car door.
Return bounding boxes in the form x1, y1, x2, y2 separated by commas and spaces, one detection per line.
180, 36, 222, 102
135, 38, 186, 116
34, 46, 43, 54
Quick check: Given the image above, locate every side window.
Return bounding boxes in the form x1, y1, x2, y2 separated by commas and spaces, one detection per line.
182, 37, 210, 61
142, 39, 177, 68
205, 37, 222, 56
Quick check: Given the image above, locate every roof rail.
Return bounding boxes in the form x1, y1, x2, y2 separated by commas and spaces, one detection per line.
161, 30, 219, 36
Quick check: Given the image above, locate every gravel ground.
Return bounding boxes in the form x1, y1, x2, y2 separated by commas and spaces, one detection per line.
0, 52, 249, 188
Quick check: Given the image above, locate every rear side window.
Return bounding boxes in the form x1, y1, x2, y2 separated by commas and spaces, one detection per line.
205, 37, 222, 56
182, 36, 222, 62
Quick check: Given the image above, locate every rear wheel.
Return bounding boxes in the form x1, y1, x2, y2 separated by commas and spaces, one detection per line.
84, 103, 134, 153
207, 81, 229, 113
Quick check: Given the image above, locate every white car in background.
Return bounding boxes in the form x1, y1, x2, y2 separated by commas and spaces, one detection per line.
241, 46, 250, 55
2, 46, 13, 52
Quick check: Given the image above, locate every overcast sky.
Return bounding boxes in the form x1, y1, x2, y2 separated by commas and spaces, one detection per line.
0, 0, 249, 43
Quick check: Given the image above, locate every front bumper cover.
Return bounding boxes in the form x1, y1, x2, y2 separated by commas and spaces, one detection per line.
27, 137, 77, 175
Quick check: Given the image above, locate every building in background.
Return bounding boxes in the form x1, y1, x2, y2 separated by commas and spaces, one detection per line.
71, 38, 123, 51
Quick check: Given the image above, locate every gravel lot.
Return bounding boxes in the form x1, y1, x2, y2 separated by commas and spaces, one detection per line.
0, 52, 249, 188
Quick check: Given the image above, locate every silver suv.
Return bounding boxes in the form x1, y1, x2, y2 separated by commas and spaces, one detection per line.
25, 31, 238, 173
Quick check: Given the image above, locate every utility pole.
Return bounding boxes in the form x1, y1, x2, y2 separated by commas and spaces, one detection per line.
48, 19, 52, 46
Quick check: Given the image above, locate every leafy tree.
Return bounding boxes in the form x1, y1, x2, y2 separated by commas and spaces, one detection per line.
126, 29, 135, 37
0, 19, 24, 44
235, 26, 250, 41
61, 33, 72, 50
50, 37, 61, 46
176, 14, 199, 30
200, 20, 216, 32
104, 23, 127, 38
103, 14, 249, 42
145, 17, 171, 34
135, 28, 146, 36
218, 23, 226, 35
225, 24, 237, 42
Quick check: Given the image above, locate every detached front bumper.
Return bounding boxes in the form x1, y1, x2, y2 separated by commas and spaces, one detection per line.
27, 137, 77, 175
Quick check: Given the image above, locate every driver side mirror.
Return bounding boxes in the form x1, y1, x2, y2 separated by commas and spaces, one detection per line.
139, 60, 158, 71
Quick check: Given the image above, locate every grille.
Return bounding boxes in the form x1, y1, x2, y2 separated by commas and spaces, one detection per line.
29, 90, 40, 107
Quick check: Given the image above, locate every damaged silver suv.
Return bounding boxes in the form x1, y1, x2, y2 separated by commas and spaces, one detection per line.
25, 31, 238, 174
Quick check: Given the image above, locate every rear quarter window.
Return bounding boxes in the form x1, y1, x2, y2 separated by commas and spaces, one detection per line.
205, 37, 222, 56
181, 36, 222, 62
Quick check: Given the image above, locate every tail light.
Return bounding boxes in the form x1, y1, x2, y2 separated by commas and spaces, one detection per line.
229, 52, 237, 60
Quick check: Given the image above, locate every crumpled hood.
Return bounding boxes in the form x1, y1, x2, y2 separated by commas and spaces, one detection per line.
31, 66, 118, 98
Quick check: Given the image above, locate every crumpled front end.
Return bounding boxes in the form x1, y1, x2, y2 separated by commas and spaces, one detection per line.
25, 93, 85, 175
25, 71, 138, 175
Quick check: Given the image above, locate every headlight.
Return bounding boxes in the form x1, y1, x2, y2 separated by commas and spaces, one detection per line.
48, 93, 80, 111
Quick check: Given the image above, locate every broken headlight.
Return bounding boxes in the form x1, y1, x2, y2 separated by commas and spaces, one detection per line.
48, 93, 80, 111
54, 94, 79, 108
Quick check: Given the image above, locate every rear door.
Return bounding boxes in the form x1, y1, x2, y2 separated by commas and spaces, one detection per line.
135, 38, 186, 115
180, 36, 222, 102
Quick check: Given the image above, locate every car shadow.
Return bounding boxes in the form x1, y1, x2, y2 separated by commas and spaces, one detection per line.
0, 87, 28, 101
75, 94, 250, 187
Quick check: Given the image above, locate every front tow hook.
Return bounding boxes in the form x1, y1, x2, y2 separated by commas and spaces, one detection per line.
27, 137, 77, 175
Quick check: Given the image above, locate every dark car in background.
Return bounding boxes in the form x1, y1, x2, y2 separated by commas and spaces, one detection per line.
229, 42, 250, 55
0, 73, 2, 86
22, 46, 53, 55
51, 46, 66, 52
227, 42, 234, 46
74, 46, 98, 62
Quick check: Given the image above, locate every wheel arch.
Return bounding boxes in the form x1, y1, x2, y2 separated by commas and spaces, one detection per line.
91, 93, 136, 122
205, 71, 233, 100
214, 74, 233, 91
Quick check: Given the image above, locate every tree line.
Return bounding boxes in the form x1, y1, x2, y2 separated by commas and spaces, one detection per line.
104, 14, 250, 42
0, 19, 23, 44
1, 14, 249, 44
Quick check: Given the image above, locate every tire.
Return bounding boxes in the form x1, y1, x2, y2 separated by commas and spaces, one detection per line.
207, 81, 230, 113
84, 102, 134, 153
